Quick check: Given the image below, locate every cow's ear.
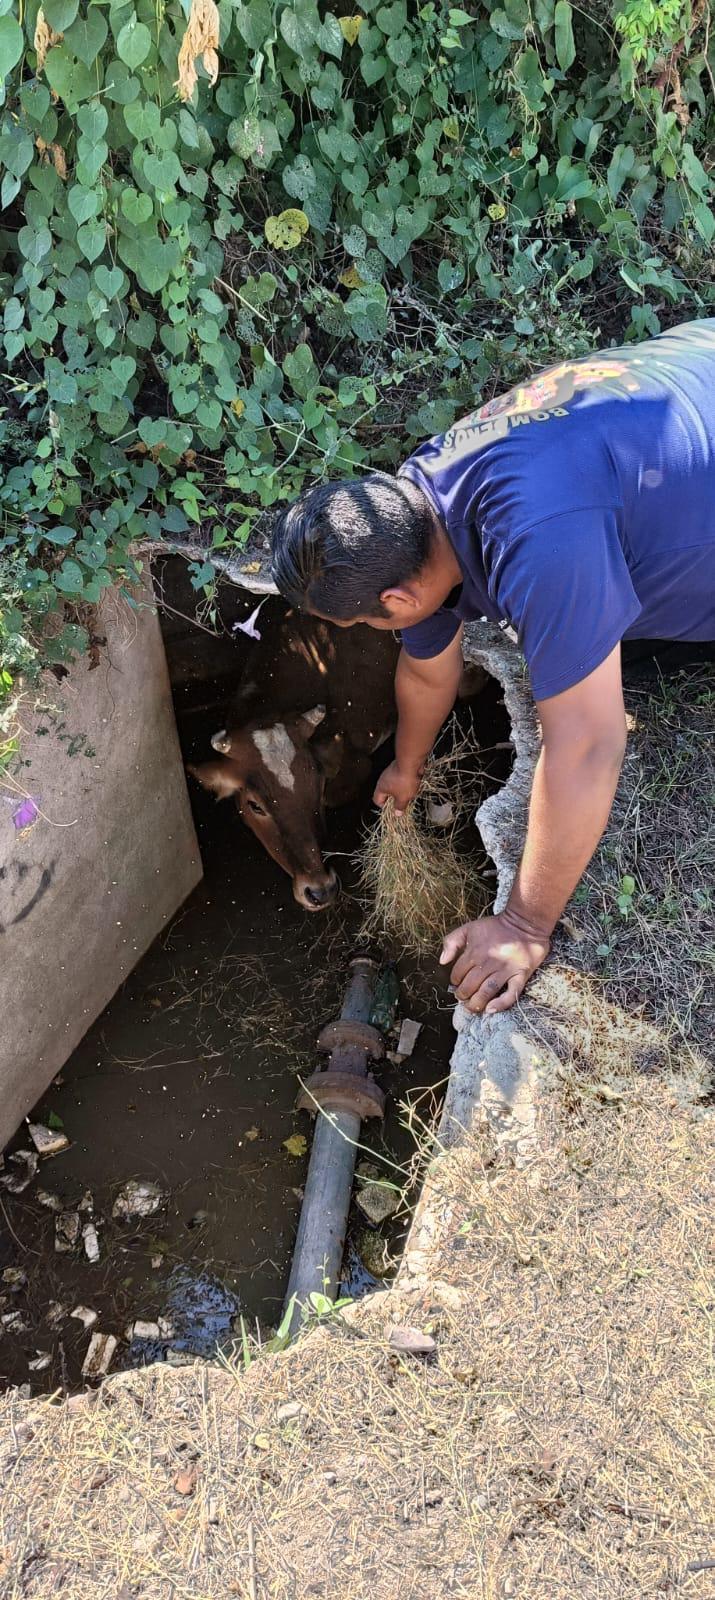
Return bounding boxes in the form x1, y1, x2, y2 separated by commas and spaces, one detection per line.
297, 704, 326, 739
311, 730, 344, 782
187, 760, 241, 800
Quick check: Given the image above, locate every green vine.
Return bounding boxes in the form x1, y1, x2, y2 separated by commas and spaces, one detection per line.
0, 0, 713, 691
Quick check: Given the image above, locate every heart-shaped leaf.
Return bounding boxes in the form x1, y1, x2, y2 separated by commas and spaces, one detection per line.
94, 265, 125, 298
121, 187, 154, 224
77, 220, 106, 262
123, 98, 161, 141
117, 16, 152, 69
138, 416, 167, 447
143, 150, 181, 190
68, 184, 100, 224
42, 0, 79, 30
0, 12, 23, 78
64, 9, 108, 66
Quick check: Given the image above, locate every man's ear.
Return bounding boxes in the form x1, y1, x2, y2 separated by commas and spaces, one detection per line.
187, 760, 241, 800
379, 586, 421, 614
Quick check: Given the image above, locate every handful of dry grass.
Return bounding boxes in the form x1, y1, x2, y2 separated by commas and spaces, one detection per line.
357, 728, 488, 959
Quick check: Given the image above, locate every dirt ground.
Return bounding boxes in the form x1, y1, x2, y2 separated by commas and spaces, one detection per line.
0, 659, 712, 1600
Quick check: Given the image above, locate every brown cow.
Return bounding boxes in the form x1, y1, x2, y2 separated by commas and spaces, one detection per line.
189, 607, 399, 910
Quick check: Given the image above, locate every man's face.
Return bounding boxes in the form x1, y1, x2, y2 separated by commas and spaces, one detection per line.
317, 593, 439, 631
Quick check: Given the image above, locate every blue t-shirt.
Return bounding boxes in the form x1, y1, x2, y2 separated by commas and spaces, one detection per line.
400, 319, 715, 699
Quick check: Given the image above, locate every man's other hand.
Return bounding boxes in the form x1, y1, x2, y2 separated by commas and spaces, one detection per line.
440, 911, 550, 1014
373, 760, 423, 814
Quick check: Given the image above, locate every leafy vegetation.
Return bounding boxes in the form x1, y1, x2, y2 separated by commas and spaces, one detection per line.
0, 0, 713, 688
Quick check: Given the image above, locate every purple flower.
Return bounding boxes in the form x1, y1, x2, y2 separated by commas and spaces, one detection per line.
12, 796, 40, 830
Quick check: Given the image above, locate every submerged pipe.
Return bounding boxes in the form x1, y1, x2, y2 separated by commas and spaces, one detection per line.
283, 956, 386, 1333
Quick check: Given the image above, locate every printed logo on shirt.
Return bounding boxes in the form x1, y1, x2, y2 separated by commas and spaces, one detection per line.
430, 358, 637, 468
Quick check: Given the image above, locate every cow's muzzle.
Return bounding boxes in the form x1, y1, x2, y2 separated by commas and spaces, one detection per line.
293, 868, 339, 912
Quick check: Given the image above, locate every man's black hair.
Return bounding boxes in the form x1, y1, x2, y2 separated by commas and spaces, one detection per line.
270, 473, 435, 619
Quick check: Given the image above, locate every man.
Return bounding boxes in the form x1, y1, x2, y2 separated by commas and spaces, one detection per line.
271, 320, 715, 1014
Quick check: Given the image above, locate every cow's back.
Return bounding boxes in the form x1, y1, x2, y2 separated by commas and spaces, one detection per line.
233, 606, 398, 753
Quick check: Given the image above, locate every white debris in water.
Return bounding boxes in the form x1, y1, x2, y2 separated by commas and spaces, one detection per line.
125, 1319, 161, 1342
158, 1317, 175, 1338
1, 1309, 29, 1334
26, 1121, 70, 1158
36, 1190, 63, 1212
71, 1305, 98, 1330
82, 1332, 117, 1379
82, 1222, 100, 1263
112, 1180, 165, 1220
78, 1190, 93, 1214
46, 1301, 68, 1329
28, 1351, 52, 1372
1, 1267, 28, 1292
0, 1151, 38, 1193
426, 797, 455, 827
151, 1255, 163, 1269
55, 1210, 80, 1252
396, 1018, 422, 1058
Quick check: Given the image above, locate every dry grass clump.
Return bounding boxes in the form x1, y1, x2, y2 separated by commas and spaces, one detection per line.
357, 731, 488, 957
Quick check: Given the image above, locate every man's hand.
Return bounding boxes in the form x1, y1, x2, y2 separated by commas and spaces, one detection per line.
373, 759, 422, 814
440, 910, 550, 1014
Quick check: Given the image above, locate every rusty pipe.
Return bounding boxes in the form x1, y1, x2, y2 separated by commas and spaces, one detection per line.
283, 956, 386, 1334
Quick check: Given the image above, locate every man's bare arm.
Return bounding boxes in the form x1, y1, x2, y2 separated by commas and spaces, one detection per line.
442, 644, 628, 1012
374, 628, 465, 812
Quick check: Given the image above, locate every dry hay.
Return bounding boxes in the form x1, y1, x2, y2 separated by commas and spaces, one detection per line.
175, 0, 219, 102
357, 729, 489, 958
551, 661, 715, 1079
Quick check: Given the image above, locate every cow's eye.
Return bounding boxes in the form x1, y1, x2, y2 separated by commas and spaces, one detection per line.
246, 798, 267, 817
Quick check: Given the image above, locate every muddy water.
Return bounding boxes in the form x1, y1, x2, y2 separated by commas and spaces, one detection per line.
0, 588, 510, 1394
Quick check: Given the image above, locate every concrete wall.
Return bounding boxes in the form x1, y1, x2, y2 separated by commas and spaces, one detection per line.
0, 585, 202, 1150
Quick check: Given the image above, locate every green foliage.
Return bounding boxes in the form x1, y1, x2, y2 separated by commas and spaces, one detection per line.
0, 0, 713, 688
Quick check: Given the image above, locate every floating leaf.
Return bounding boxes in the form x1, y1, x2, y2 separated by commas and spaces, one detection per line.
283, 1133, 308, 1157
264, 208, 309, 249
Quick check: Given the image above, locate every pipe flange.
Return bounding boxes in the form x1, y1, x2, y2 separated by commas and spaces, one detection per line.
316, 1019, 385, 1059
297, 1069, 385, 1120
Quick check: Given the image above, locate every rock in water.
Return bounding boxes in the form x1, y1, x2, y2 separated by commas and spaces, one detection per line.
356, 1163, 400, 1226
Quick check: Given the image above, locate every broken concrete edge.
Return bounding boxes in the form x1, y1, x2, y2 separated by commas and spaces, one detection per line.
155, 540, 277, 596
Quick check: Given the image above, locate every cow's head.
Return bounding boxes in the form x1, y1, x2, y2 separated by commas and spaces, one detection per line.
188, 705, 343, 911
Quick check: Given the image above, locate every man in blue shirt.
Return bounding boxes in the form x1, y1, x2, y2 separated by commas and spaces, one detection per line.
271, 321, 715, 1014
